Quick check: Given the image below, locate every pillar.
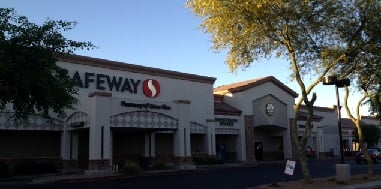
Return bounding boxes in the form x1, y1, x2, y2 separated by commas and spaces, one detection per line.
244, 115, 256, 163
144, 133, 156, 157
61, 124, 76, 171
206, 119, 216, 157
86, 92, 113, 175
150, 132, 156, 157
283, 121, 293, 159
317, 126, 324, 159
60, 123, 70, 160
237, 117, 246, 161
142, 132, 155, 170
62, 130, 80, 171
172, 100, 192, 168
145, 134, 150, 157
71, 131, 79, 160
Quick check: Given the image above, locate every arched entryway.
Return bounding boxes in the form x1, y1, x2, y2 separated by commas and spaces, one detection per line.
110, 111, 178, 168
65, 111, 90, 170
254, 125, 286, 161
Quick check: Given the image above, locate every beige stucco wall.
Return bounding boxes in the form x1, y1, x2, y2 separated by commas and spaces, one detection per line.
220, 81, 295, 159
222, 82, 295, 118
58, 61, 215, 125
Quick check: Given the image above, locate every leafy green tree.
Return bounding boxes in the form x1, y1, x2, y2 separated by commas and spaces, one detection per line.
367, 92, 381, 119
0, 8, 94, 123
187, 0, 381, 182
332, 1, 381, 176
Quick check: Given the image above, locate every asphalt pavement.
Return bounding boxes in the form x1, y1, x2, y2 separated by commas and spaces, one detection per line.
1, 159, 381, 189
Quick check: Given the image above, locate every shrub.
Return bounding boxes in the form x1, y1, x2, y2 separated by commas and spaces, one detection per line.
150, 160, 174, 170
194, 157, 224, 165
120, 161, 142, 175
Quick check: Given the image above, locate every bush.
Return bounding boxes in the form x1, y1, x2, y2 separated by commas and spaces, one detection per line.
120, 161, 142, 175
150, 160, 174, 170
194, 157, 224, 165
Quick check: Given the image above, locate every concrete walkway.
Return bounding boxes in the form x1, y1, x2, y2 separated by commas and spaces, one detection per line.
1, 162, 381, 189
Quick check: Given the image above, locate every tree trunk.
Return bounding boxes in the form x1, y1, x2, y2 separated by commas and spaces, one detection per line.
358, 125, 375, 176
291, 106, 312, 183
343, 87, 374, 177
296, 141, 312, 183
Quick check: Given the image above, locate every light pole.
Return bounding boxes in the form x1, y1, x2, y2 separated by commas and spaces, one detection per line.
322, 76, 350, 164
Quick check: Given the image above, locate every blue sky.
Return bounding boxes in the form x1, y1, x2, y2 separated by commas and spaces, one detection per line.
1, 0, 368, 115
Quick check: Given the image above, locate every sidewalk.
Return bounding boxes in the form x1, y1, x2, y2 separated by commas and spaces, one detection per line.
31, 163, 249, 184
0, 168, 204, 185
1, 162, 381, 189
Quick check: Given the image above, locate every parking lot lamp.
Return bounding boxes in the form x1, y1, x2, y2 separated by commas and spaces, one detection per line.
322, 76, 350, 164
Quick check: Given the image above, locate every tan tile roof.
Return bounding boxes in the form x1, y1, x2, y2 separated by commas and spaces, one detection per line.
58, 54, 216, 84
214, 76, 298, 97
214, 101, 242, 116
297, 111, 324, 122
341, 118, 356, 128
300, 105, 336, 112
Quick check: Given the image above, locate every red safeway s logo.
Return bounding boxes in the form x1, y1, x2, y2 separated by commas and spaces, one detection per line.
143, 79, 160, 98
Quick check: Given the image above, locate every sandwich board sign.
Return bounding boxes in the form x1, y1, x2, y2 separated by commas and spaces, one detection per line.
284, 160, 296, 175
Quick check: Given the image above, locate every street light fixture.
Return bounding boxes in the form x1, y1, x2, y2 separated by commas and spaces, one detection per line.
322, 76, 350, 164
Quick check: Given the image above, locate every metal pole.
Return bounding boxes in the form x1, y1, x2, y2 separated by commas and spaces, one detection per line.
335, 85, 345, 164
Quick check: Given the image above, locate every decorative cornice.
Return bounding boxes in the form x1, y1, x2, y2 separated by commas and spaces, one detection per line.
173, 100, 191, 104
214, 76, 298, 98
58, 54, 216, 84
88, 91, 112, 97
206, 119, 217, 122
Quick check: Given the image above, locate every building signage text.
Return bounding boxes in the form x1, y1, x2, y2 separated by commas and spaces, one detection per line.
266, 103, 275, 116
121, 101, 171, 110
215, 118, 238, 126
71, 71, 160, 98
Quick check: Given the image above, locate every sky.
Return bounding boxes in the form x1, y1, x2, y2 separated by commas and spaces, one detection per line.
1, 0, 369, 116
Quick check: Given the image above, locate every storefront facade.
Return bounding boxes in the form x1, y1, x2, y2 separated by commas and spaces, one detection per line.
3, 55, 378, 174
213, 77, 298, 162
0, 55, 217, 173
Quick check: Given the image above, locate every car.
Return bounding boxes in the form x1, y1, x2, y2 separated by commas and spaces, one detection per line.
355, 148, 381, 164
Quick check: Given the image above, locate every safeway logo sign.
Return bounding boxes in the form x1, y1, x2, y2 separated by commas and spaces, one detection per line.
142, 79, 160, 98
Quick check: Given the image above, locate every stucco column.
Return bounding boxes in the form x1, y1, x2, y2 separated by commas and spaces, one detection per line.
172, 100, 192, 166
143, 132, 156, 157
109, 129, 113, 165
61, 128, 80, 172
206, 119, 216, 157
317, 126, 324, 159
237, 117, 246, 161
60, 123, 70, 160
283, 126, 292, 159
86, 92, 112, 174
103, 125, 111, 165
244, 115, 256, 163
71, 131, 79, 160
150, 132, 156, 157
144, 133, 150, 157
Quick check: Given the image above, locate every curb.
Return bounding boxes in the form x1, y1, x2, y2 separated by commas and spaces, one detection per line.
32, 169, 204, 184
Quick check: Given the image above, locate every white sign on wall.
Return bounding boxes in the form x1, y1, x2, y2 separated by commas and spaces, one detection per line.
284, 160, 296, 175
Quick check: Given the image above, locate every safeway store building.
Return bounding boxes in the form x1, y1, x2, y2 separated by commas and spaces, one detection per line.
0, 55, 371, 174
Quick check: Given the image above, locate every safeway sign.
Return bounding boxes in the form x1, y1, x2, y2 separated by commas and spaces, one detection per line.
71, 71, 161, 98
142, 79, 160, 98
